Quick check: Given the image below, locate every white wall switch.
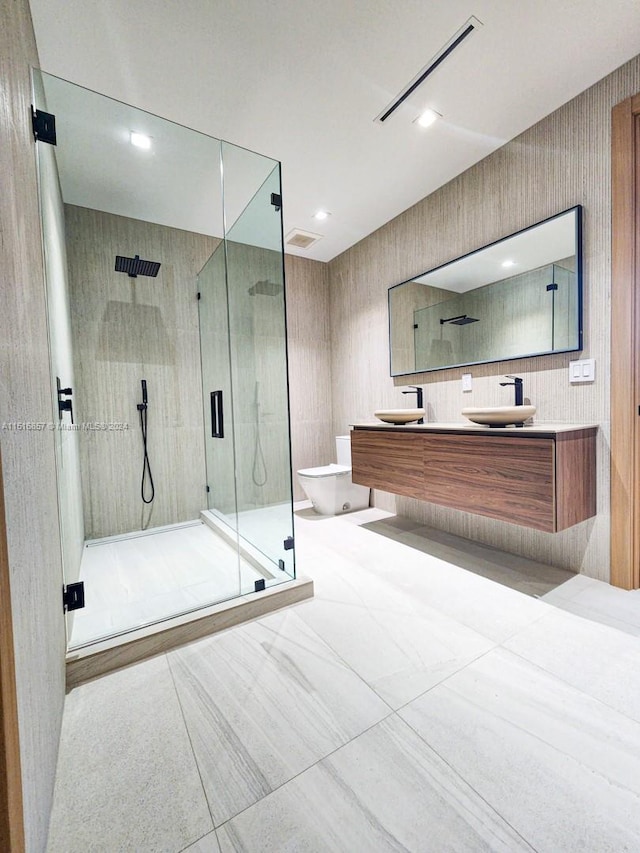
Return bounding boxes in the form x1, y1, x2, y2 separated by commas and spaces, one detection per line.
461, 373, 472, 392
569, 358, 595, 383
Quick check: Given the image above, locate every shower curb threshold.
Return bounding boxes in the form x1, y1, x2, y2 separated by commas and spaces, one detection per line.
65, 576, 313, 691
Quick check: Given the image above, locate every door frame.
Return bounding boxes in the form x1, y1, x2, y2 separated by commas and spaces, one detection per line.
0, 448, 25, 851
611, 91, 640, 590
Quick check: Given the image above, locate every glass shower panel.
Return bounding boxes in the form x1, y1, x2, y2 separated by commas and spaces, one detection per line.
221, 142, 295, 589
198, 242, 237, 525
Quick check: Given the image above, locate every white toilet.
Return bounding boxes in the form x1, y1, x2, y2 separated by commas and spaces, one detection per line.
297, 435, 370, 515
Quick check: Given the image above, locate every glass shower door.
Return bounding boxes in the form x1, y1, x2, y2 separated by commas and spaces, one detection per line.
197, 241, 243, 598
221, 142, 295, 589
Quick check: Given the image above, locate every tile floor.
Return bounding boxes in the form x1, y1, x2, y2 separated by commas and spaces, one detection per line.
48, 505, 640, 852
70, 510, 293, 649
70, 522, 265, 648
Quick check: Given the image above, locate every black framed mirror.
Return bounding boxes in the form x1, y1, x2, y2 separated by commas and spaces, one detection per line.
388, 206, 583, 376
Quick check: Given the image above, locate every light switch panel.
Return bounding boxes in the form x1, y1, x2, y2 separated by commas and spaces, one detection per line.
461, 373, 472, 392
569, 358, 595, 383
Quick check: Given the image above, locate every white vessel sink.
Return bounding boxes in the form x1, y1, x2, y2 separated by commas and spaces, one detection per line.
374, 408, 426, 425
462, 405, 536, 426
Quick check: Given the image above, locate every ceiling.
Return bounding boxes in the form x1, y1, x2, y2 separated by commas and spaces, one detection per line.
29, 0, 640, 262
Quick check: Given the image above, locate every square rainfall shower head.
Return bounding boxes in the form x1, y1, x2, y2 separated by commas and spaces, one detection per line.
115, 254, 161, 278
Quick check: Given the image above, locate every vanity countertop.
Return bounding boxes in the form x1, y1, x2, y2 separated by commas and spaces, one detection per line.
351, 421, 598, 437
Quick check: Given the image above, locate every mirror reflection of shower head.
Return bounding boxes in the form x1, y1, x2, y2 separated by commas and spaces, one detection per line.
248, 280, 283, 297
115, 254, 161, 278
439, 314, 479, 326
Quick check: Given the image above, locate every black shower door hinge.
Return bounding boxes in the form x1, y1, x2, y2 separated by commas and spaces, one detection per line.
206, 484, 210, 493
197, 292, 201, 300
270, 192, 282, 211
63, 582, 85, 613
283, 536, 294, 551
31, 107, 57, 145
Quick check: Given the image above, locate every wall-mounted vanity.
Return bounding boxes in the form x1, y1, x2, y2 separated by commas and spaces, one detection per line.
351, 423, 596, 532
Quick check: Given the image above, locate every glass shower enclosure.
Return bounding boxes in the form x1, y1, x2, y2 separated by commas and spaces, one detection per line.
33, 70, 295, 649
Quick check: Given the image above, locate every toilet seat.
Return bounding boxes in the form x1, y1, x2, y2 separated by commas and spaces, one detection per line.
297, 463, 350, 478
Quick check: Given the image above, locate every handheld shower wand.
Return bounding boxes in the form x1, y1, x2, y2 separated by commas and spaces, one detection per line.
137, 379, 155, 504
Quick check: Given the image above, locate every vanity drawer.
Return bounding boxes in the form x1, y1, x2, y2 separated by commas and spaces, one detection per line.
420, 433, 554, 531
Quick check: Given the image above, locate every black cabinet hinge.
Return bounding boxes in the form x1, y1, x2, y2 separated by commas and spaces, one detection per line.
270, 192, 282, 211
63, 582, 85, 613
283, 535, 294, 551
32, 107, 57, 145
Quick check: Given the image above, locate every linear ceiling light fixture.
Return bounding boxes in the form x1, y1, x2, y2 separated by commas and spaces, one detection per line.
375, 15, 482, 124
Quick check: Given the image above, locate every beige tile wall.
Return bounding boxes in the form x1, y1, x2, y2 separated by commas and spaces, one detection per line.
0, 1, 66, 848
329, 54, 640, 582
65, 206, 217, 538
285, 255, 333, 500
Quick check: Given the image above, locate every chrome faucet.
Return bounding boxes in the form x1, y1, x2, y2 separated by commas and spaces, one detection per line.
402, 385, 424, 423
500, 375, 524, 406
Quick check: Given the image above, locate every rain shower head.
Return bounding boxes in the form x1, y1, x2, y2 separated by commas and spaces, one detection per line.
115, 254, 161, 278
248, 280, 283, 297
440, 314, 479, 326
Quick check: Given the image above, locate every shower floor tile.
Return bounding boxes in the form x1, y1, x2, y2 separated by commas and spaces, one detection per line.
69, 521, 266, 648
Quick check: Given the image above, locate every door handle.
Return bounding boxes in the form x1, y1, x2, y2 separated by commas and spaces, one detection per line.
210, 390, 224, 438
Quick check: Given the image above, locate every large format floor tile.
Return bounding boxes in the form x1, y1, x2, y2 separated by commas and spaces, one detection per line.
361, 516, 576, 596
399, 647, 640, 852
294, 509, 548, 643
50, 506, 640, 852
502, 607, 640, 723
289, 595, 494, 709
47, 656, 212, 853
168, 608, 391, 826
216, 715, 534, 852
542, 575, 640, 637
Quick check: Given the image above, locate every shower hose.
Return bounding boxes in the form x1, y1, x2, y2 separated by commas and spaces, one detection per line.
138, 402, 155, 504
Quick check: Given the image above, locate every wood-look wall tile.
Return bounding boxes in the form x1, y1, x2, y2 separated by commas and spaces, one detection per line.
328, 56, 640, 581
66, 205, 217, 537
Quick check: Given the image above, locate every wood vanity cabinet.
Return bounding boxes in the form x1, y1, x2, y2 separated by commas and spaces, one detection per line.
351, 426, 597, 532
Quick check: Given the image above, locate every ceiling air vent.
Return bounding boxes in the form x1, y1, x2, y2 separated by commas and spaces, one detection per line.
285, 228, 323, 250
375, 15, 483, 124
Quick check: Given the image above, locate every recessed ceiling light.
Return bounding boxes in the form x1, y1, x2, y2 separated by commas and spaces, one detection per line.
501, 260, 517, 268
414, 108, 441, 129
313, 210, 331, 221
130, 131, 151, 150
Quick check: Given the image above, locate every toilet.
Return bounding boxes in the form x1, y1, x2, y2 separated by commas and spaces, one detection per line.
297, 434, 370, 515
